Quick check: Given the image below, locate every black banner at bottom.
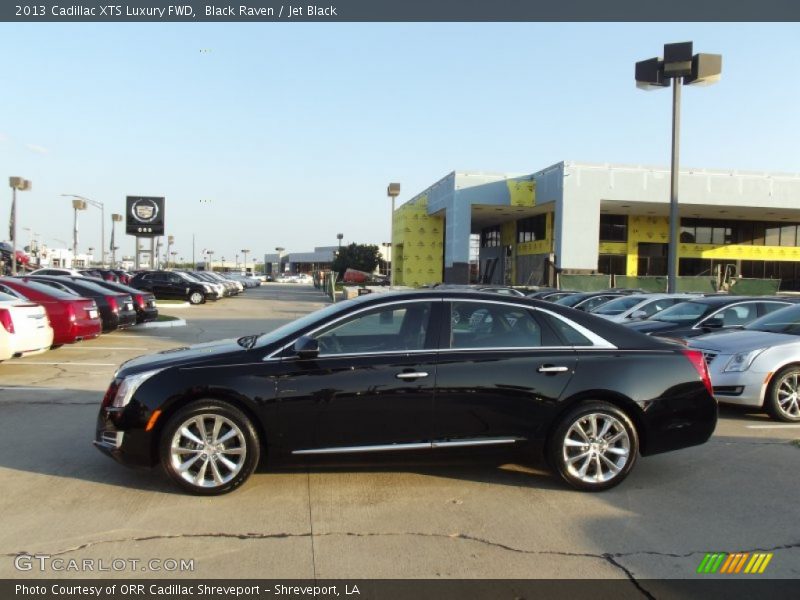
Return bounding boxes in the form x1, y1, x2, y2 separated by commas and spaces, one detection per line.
4, 579, 800, 600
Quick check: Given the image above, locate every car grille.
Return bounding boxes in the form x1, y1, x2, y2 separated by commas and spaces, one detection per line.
702, 351, 718, 365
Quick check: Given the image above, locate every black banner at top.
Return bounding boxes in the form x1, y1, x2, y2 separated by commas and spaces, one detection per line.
3, 0, 800, 22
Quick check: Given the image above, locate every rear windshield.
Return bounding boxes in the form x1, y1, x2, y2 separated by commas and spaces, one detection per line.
20, 280, 84, 300
592, 295, 646, 315
651, 301, 713, 324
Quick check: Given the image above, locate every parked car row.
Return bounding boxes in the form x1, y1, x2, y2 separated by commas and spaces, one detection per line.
128, 270, 260, 304
0, 271, 160, 361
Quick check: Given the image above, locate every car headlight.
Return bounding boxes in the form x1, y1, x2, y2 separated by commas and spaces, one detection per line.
111, 368, 165, 408
202, 284, 213, 292
723, 348, 765, 372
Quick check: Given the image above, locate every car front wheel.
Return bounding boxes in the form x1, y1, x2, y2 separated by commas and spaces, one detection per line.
160, 400, 260, 495
188, 291, 204, 305
547, 401, 638, 492
766, 366, 800, 422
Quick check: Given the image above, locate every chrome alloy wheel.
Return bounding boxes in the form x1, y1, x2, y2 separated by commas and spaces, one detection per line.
562, 413, 631, 484
170, 414, 247, 488
776, 372, 800, 419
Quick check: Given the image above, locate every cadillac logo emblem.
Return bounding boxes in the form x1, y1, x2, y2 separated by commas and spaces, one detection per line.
131, 198, 159, 223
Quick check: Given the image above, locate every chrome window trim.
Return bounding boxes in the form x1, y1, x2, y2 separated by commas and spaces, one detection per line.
265, 298, 443, 361
292, 437, 521, 455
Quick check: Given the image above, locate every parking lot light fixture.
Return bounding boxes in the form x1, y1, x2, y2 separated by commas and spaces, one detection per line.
111, 213, 123, 267
71, 198, 88, 266
635, 42, 721, 293
275, 246, 285, 274
241, 249, 250, 274
387, 183, 400, 287
336, 233, 343, 250
8, 177, 32, 276
63, 194, 105, 266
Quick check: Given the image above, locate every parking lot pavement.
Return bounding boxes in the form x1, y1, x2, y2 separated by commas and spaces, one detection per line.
0, 284, 798, 584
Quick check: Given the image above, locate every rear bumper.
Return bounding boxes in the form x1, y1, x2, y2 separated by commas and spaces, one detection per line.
136, 306, 159, 323
640, 387, 718, 456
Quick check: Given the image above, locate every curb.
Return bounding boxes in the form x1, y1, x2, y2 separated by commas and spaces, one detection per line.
155, 302, 191, 309
137, 318, 187, 329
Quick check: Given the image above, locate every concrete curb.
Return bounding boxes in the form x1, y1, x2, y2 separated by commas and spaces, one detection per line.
137, 318, 187, 329
155, 302, 191, 309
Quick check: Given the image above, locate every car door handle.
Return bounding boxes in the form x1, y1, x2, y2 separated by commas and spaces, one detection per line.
396, 372, 429, 379
537, 365, 569, 373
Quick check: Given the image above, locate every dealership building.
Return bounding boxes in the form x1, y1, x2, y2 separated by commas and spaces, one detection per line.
392, 161, 800, 290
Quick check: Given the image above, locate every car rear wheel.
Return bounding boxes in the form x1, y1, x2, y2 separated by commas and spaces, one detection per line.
766, 366, 800, 422
547, 401, 638, 492
188, 291, 204, 305
160, 400, 260, 495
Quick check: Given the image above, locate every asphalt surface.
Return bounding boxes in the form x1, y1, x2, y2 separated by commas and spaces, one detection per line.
0, 284, 798, 585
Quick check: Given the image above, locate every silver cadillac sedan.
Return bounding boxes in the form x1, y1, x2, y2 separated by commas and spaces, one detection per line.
688, 303, 800, 422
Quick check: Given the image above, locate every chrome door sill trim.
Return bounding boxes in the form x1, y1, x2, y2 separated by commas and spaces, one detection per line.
292, 438, 521, 455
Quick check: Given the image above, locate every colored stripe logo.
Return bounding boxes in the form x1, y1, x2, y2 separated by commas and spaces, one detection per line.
697, 552, 773, 574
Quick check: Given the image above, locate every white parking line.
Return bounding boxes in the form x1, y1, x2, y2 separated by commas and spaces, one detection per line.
746, 424, 800, 429
0, 386, 62, 391
2, 362, 117, 366
61, 346, 142, 350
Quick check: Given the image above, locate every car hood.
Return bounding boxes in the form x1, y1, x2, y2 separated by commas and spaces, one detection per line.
689, 329, 800, 353
117, 337, 247, 376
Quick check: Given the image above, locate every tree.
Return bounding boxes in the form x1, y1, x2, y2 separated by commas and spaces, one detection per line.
331, 243, 381, 277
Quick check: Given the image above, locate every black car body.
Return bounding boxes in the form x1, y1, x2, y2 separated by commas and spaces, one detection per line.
95, 290, 717, 495
130, 271, 218, 304
27, 275, 137, 332
90, 279, 158, 323
625, 296, 794, 341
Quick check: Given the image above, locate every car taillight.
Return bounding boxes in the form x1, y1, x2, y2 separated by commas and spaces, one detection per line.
0, 309, 14, 333
101, 379, 121, 409
107, 296, 118, 312
136, 294, 145, 309
67, 303, 76, 322
683, 349, 713, 397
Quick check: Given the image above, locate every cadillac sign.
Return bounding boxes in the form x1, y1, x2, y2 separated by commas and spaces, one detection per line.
126, 196, 165, 236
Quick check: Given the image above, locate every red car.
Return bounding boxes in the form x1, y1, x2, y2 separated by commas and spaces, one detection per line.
0, 277, 102, 346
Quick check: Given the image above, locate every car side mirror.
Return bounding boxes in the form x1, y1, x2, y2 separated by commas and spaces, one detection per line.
293, 335, 319, 359
703, 317, 724, 330
629, 310, 647, 320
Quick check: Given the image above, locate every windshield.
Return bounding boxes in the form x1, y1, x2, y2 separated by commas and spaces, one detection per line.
254, 296, 372, 349
176, 272, 202, 283
592, 295, 646, 315
555, 294, 590, 307
744, 304, 800, 335
652, 301, 713, 324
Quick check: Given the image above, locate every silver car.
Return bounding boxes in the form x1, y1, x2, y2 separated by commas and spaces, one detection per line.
591, 293, 701, 323
688, 303, 800, 422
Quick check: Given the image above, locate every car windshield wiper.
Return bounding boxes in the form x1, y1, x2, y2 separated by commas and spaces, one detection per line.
237, 334, 260, 349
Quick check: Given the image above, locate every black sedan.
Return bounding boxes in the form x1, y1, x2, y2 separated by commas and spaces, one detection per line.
89, 279, 158, 324
624, 296, 794, 341
94, 290, 717, 495
27, 275, 138, 332
554, 291, 631, 312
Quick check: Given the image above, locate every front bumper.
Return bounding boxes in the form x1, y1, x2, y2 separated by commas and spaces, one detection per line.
706, 359, 767, 408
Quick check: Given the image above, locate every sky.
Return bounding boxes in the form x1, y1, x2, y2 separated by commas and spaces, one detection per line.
1, 22, 799, 263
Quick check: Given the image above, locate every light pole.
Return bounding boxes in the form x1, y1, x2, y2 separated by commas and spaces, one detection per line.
62, 194, 105, 266
336, 233, 343, 250
171, 251, 178, 267
206, 250, 214, 271
111, 214, 123, 267
87, 247, 94, 267
167, 235, 174, 269
8, 177, 32, 275
71, 198, 88, 265
386, 183, 400, 287
636, 42, 721, 293
241, 249, 250, 274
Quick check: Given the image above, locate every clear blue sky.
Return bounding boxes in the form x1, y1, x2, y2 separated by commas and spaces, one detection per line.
1, 22, 799, 262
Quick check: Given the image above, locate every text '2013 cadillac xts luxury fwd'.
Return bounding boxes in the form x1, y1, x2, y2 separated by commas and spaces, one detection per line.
94, 290, 717, 495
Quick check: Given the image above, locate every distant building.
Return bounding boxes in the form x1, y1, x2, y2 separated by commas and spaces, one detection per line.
392, 162, 800, 289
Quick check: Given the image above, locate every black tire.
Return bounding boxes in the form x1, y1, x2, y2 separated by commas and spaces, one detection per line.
765, 366, 800, 422
546, 401, 639, 492
188, 290, 204, 305
160, 400, 260, 495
